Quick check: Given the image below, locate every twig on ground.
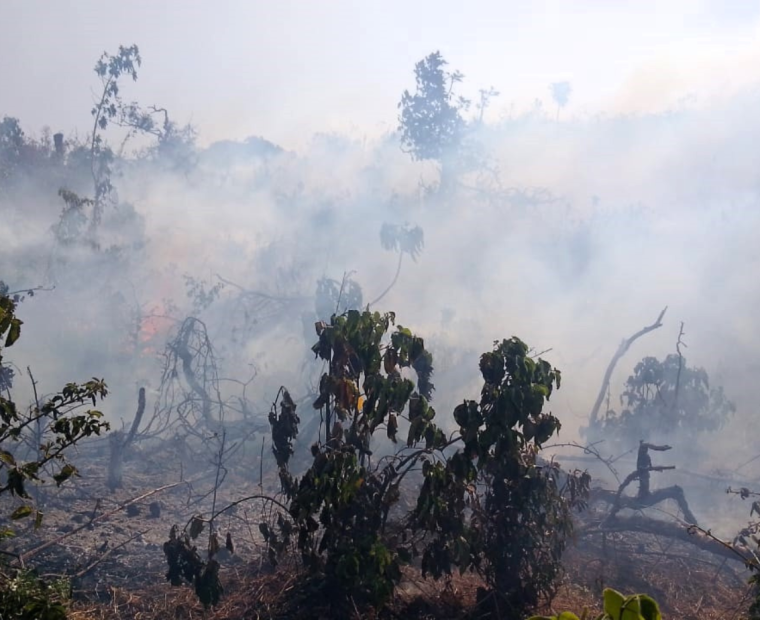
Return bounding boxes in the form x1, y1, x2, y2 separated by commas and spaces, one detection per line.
73, 529, 149, 579
18, 480, 187, 565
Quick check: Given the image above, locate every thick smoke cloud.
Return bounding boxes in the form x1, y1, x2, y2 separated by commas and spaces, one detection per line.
2, 3, 760, 537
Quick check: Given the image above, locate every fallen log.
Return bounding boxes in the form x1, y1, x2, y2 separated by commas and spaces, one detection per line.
107, 387, 146, 491
579, 515, 754, 565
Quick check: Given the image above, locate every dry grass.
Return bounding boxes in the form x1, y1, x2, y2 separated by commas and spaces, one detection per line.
6, 444, 753, 619
67, 533, 753, 619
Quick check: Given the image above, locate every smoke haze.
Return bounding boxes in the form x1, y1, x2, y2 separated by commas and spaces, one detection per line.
2, 0, 760, 536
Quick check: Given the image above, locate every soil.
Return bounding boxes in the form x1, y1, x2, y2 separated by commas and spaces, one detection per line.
2, 440, 755, 619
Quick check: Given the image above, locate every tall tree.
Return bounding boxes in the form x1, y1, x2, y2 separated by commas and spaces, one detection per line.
550, 81, 572, 122
88, 44, 141, 237
398, 51, 470, 195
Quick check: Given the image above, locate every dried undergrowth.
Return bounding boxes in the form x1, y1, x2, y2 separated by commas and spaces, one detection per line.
65, 528, 753, 619
4, 439, 752, 620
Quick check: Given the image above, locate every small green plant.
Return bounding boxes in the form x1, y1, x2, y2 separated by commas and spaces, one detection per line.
529, 587, 662, 620
0, 292, 109, 619
0, 293, 109, 523
721, 487, 760, 618
0, 569, 71, 620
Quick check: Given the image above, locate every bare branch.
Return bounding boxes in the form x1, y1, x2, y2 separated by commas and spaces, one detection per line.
672, 321, 686, 411
72, 529, 149, 579
587, 306, 668, 430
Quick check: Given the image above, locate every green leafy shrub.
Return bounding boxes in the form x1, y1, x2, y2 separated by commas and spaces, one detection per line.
189, 311, 588, 617
0, 294, 109, 519
0, 570, 71, 620
723, 488, 760, 618
0, 292, 109, 618
602, 354, 734, 444
529, 587, 662, 620
412, 337, 590, 617
263, 309, 442, 609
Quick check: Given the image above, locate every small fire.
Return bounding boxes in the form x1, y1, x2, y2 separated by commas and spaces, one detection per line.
139, 314, 173, 343
133, 311, 176, 357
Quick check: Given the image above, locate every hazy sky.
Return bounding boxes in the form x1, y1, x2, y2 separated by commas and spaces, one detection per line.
3, 0, 760, 148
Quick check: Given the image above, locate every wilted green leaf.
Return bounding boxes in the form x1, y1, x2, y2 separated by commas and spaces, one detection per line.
53, 463, 78, 486
259, 522, 270, 540
5, 317, 22, 347
208, 532, 219, 557
189, 515, 205, 539
10, 504, 33, 520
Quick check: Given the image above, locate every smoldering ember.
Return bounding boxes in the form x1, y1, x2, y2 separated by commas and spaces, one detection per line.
1, 4, 760, 619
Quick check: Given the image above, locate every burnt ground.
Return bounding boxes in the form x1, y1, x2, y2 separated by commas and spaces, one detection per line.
2, 440, 756, 619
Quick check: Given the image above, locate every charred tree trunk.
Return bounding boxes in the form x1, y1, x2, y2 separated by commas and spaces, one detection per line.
107, 387, 146, 491
107, 430, 126, 491
174, 324, 214, 428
